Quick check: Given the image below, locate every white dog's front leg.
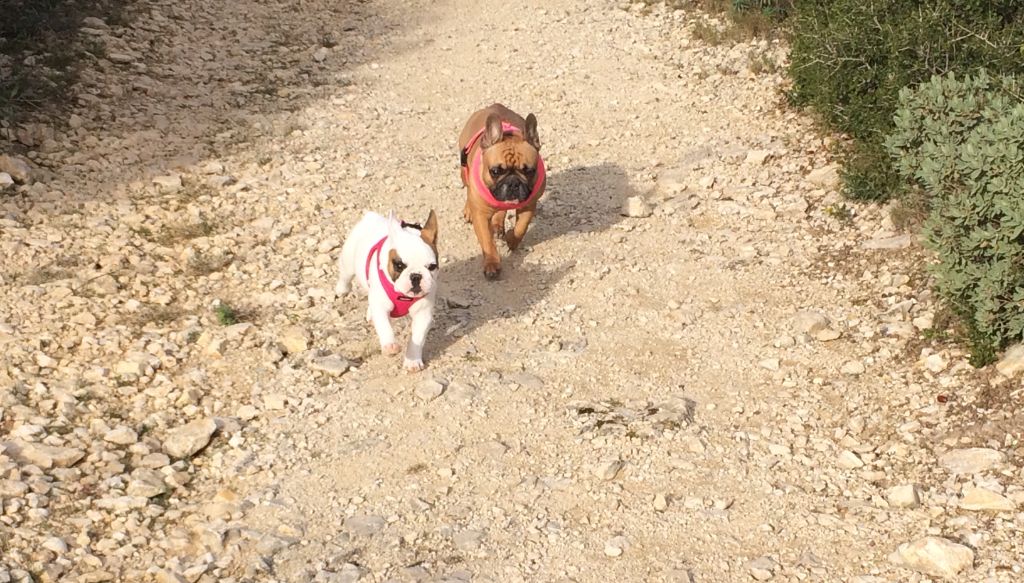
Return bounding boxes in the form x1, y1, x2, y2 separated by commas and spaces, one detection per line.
403, 303, 434, 372
369, 300, 401, 356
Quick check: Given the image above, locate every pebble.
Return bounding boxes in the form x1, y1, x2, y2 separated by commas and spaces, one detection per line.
744, 150, 772, 165
886, 484, 921, 508
837, 450, 864, 469
103, 426, 139, 446
746, 556, 778, 581
806, 164, 840, 189
162, 418, 217, 458
653, 493, 669, 512
0, 172, 13, 190
343, 514, 385, 536
792, 311, 829, 335
862, 234, 913, 250
42, 537, 68, 554
279, 326, 311, 354
604, 535, 629, 557
415, 379, 446, 401
0, 154, 32, 183
840, 361, 865, 375
923, 353, 947, 373
263, 394, 288, 410
621, 195, 653, 218
452, 529, 485, 551
152, 174, 182, 193
939, 448, 1006, 475
310, 354, 350, 376
126, 468, 168, 498
4, 441, 85, 469
995, 343, 1024, 378
593, 460, 625, 481
960, 486, 1017, 512
889, 536, 974, 579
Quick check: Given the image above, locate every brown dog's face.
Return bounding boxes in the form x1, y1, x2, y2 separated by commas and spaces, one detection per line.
479, 113, 541, 203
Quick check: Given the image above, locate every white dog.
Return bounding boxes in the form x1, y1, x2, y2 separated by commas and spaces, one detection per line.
336, 210, 439, 371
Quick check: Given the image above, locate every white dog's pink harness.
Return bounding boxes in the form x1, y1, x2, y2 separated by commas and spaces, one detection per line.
461, 122, 546, 211
365, 236, 421, 318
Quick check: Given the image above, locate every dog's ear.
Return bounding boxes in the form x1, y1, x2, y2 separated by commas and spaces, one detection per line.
524, 113, 541, 150
386, 210, 401, 241
420, 210, 438, 248
480, 113, 504, 149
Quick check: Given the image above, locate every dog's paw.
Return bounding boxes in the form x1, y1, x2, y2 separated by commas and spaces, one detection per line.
382, 342, 402, 356
504, 232, 523, 251
403, 357, 425, 372
483, 262, 501, 280
334, 282, 350, 298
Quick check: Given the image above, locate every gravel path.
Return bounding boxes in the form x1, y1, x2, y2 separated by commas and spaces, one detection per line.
1, 1, 1022, 582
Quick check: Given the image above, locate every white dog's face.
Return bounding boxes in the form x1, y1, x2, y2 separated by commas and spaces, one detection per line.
385, 212, 439, 298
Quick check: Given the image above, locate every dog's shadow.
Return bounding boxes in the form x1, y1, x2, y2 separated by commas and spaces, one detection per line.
424, 162, 637, 362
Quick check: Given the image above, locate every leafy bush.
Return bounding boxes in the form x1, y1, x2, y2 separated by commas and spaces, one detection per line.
789, 0, 1024, 201
886, 71, 1024, 364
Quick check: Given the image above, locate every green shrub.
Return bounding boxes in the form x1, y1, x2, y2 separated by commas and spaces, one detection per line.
789, 0, 1024, 201
886, 71, 1024, 364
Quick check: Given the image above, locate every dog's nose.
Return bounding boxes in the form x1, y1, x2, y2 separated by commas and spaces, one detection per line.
410, 273, 422, 287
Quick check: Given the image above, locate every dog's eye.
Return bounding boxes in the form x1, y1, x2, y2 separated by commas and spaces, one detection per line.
489, 167, 503, 177
522, 166, 535, 175
427, 263, 438, 271
392, 260, 406, 272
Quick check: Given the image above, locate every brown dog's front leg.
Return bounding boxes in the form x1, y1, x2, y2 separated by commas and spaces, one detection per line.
471, 211, 502, 279
505, 204, 536, 251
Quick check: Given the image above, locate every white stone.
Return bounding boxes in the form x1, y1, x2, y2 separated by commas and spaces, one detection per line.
840, 361, 865, 375
886, 484, 921, 508
163, 418, 217, 458
806, 164, 840, 189
593, 460, 625, 481
604, 535, 629, 557
747, 556, 777, 581
996, 344, 1024, 378
415, 379, 446, 401
960, 486, 1016, 512
103, 426, 138, 446
344, 514, 385, 536
744, 150, 772, 165
889, 537, 974, 579
278, 326, 310, 354
263, 393, 288, 410
922, 353, 946, 373
837, 450, 864, 469
621, 195, 652, 218
792, 311, 829, 334
152, 174, 182, 193
862, 234, 912, 250
310, 355, 350, 376
126, 468, 168, 498
3, 441, 84, 469
42, 537, 68, 554
939, 448, 1006, 475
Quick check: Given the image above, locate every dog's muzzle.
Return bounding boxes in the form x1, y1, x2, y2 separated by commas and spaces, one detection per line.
493, 177, 530, 202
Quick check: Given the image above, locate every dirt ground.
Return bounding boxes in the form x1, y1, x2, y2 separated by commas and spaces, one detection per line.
1, 1, 1021, 582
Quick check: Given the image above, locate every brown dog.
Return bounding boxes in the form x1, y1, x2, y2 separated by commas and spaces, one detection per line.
458, 103, 545, 279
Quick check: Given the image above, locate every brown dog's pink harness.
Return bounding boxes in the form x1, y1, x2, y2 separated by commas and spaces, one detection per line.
460, 122, 546, 211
